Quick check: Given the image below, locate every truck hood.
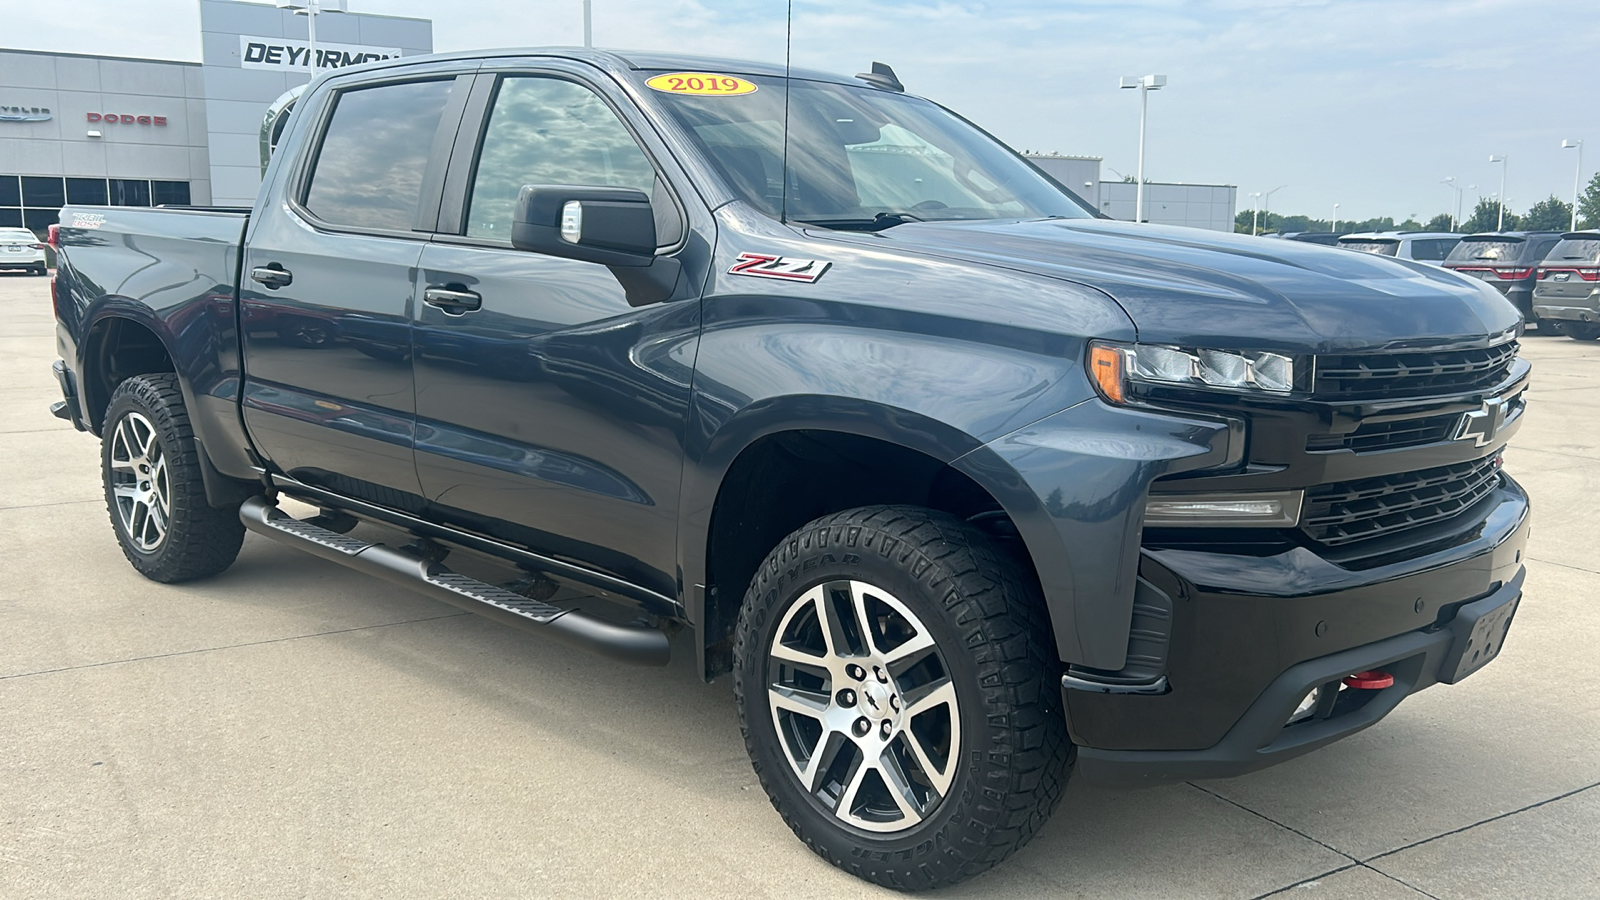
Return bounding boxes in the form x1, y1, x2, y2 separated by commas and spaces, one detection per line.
860, 218, 1518, 352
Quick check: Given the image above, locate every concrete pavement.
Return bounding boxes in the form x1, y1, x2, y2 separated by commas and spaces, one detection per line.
2, 273, 1596, 898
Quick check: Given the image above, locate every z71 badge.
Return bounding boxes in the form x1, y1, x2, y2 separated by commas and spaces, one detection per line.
728, 253, 832, 283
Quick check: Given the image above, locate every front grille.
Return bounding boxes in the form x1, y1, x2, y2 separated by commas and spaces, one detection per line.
1306, 412, 1463, 453
1313, 342, 1518, 399
1301, 454, 1503, 547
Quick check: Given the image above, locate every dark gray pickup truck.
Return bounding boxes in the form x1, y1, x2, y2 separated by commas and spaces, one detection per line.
48, 48, 1530, 890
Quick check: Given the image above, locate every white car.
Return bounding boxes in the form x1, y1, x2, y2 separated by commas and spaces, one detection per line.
0, 227, 48, 275
1336, 231, 1461, 266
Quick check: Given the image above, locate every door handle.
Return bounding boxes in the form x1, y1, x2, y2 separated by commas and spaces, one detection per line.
423, 286, 482, 314
250, 265, 293, 289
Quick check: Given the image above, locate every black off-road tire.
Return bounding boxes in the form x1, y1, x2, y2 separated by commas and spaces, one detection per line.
733, 505, 1071, 891
1566, 322, 1600, 341
101, 373, 245, 583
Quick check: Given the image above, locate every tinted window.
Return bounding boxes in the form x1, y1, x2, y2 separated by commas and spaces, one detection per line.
1547, 237, 1600, 263
65, 177, 108, 205
0, 176, 20, 207
305, 79, 455, 231
1409, 238, 1459, 261
0, 209, 21, 228
1446, 238, 1524, 263
21, 176, 65, 208
110, 179, 151, 207
466, 77, 660, 240
152, 181, 191, 206
1338, 239, 1399, 256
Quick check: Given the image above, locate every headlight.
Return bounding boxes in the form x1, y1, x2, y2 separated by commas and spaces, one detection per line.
1090, 341, 1297, 404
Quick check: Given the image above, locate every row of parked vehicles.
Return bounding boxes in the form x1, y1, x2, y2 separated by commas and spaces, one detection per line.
1276, 229, 1600, 340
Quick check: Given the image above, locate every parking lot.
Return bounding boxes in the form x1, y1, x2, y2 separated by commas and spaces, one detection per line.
1, 271, 1596, 899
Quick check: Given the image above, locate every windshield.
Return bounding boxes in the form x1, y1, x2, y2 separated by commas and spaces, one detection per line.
645, 74, 1094, 228
1338, 239, 1399, 256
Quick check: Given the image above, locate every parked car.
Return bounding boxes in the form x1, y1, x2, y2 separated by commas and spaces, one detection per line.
46, 48, 1531, 891
1280, 231, 1344, 245
0, 226, 48, 274
1532, 231, 1600, 340
1337, 231, 1461, 266
1443, 231, 1561, 326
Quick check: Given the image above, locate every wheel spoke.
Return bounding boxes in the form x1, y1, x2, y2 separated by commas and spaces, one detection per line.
112, 484, 140, 500
770, 640, 828, 667
134, 417, 157, 458
901, 677, 958, 721
768, 685, 829, 719
798, 728, 851, 793
845, 581, 877, 655
816, 584, 859, 658
833, 754, 871, 823
899, 723, 956, 797
875, 746, 926, 823
881, 628, 936, 674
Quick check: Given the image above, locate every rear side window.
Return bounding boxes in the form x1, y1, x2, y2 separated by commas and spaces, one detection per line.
303, 79, 455, 231
1547, 237, 1600, 263
1446, 238, 1524, 263
465, 76, 661, 240
1409, 238, 1459, 261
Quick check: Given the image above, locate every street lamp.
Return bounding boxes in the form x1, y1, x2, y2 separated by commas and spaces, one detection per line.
1442, 177, 1463, 231
1488, 154, 1508, 231
1119, 74, 1166, 224
276, 0, 348, 77
1332, 203, 1340, 234
583, 0, 593, 47
1262, 184, 1286, 234
1563, 140, 1583, 231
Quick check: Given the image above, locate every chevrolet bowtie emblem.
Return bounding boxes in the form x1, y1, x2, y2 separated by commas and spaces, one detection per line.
1455, 398, 1507, 447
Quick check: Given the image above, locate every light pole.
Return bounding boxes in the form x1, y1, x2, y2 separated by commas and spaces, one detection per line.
1563, 140, 1583, 231
277, 0, 348, 77
1262, 184, 1286, 234
1119, 74, 1166, 224
1489, 154, 1508, 231
1332, 203, 1340, 234
1251, 192, 1261, 235
583, 0, 593, 47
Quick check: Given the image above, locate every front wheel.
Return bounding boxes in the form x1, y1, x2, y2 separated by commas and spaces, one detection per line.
101, 373, 245, 582
733, 506, 1070, 890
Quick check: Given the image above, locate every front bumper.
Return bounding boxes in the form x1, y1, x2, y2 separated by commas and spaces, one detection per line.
1069, 476, 1530, 787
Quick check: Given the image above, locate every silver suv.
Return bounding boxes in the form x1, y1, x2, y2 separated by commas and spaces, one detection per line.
1336, 231, 1461, 266
1532, 232, 1600, 340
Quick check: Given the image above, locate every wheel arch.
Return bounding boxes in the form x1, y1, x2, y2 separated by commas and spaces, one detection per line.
684, 398, 1050, 679
80, 308, 176, 435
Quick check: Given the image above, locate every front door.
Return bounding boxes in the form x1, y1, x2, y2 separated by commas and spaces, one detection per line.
241, 74, 468, 512
412, 70, 703, 598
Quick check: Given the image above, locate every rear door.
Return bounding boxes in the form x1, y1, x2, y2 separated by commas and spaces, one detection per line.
410, 62, 710, 598
241, 66, 472, 511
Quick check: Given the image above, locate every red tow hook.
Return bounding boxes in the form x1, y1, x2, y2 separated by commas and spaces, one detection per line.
1343, 670, 1395, 690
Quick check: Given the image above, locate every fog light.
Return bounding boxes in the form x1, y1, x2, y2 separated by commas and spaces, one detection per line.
1143, 490, 1304, 527
1288, 687, 1321, 724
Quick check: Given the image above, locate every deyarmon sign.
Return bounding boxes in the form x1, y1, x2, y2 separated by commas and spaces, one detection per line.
239, 35, 401, 72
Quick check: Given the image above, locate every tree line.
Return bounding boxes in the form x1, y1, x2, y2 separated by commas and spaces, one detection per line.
1235, 175, 1600, 235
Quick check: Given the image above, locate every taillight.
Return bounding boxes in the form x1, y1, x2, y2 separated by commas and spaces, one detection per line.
1493, 267, 1533, 279
1539, 267, 1600, 281
46, 224, 59, 248
30, 243, 45, 250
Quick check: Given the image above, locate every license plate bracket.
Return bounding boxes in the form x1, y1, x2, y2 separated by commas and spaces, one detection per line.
1440, 590, 1520, 684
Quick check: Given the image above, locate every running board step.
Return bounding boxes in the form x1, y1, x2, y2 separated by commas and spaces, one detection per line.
240, 496, 669, 666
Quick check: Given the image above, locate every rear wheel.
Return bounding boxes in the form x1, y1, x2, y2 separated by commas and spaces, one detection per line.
733, 506, 1070, 890
1566, 323, 1600, 341
101, 373, 245, 582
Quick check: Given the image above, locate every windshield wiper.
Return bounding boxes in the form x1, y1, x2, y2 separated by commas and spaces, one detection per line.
794, 211, 925, 232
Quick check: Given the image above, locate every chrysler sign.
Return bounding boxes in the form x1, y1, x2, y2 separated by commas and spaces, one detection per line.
239, 35, 401, 72
1, 105, 52, 123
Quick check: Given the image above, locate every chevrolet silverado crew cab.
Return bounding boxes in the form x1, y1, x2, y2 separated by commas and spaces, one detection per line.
48, 49, 1530, 890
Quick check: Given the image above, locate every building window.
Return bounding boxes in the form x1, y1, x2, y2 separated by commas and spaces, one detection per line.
0, 209, 21, 229
0, 175, 19, 207
66, 177, 109, 205
152, 181, 191, 206
21, 176, 65, 208
23, 208, 60, 231
110, 179, 152, 207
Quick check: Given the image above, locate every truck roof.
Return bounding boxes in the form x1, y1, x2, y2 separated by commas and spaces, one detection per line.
345, 47, 866, 88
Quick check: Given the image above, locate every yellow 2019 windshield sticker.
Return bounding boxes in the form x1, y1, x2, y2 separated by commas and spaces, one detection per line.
645, 72, 758, 96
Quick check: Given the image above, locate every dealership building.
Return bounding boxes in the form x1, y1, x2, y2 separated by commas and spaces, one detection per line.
0, 0, 431, 233
1027, 153, 1238, 232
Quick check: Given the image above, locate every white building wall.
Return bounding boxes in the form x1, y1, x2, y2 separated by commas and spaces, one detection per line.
1099, 181, 1236, 231
1025, 155, 1102, 210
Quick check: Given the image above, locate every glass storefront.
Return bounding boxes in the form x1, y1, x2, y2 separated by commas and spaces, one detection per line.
0, 175, 191, 235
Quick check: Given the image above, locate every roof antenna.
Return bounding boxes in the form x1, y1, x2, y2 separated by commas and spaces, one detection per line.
855, 61, 903, 92
780, 0, 793, 225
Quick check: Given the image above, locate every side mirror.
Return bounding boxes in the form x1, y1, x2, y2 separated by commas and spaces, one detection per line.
511, 185, 656, 267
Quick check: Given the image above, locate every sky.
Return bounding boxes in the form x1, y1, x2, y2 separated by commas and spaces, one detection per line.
9, 0, 1594, 224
